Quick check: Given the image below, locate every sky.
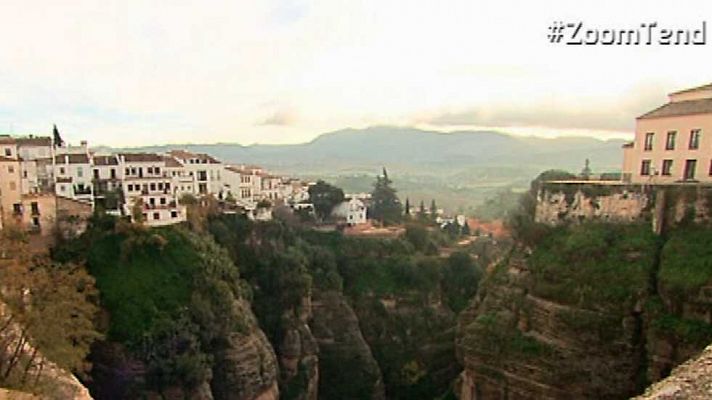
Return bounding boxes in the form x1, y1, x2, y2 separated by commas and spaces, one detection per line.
0, 0, 711, 147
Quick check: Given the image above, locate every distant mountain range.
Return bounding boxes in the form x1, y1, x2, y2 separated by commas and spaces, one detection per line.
100, 126, 627, 213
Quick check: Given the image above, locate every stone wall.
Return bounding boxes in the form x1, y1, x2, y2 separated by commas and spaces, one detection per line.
534, 182, 712, 232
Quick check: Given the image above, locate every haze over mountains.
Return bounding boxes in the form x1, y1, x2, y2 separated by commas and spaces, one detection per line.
102, 126, 627, 212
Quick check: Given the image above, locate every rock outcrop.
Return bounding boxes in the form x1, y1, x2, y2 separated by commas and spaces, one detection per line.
310, 290, 385, 400
277, 296, 319, 400
456, 253, 645, 399
211, 299, 279, 400
634, 343, 712, 400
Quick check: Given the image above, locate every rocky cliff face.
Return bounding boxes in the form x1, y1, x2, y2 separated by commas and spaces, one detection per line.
455, 253, 645, 399
634, 343, 712, 399
277, 296, 319, 400
455, 222, 712, 399
310, 290, 385, 400
89, 298, 279, 400
210, 299, 280, 400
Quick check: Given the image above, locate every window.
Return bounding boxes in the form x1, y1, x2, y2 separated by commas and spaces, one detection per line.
150, 183, 156, 191
9, 181, 16, 191
94, 169, 100, 179
4, 148, 10, 157
110, 168, 116, 179
12, 203, 22, 215
31, 217, 40, 227
125, 168, 130, 176
640, 160, 651, 176
59, 167, 65, 175
60, 184, 66, 192
8, 165, 14, 173
22, 171, 27, 178
662, 160, 673, 176
709, 160, 712, 176
689, 129, 701, 149
644, 132, 654, 151
154, 167, 160, 175
666, 131, 677, 150
147, 167, 153, 174
160, 197, 166, 205
31, 202, 39, 215
684, 159, 697, 180
153, 212, 160, 220
171, 211, 178, 218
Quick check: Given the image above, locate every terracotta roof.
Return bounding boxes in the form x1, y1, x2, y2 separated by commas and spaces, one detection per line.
163, 156, 183, 168
93, 155, 119, 166
16, 137, 51, 147
670, 82, 712, 96
54, 154, 90, 164
638, 98, 712, 120
0, 135, 51, 146
168, 150, 220, 164
119, 152, 164, 162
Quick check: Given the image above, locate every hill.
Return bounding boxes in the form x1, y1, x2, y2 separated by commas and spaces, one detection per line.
100, 126, 626, 213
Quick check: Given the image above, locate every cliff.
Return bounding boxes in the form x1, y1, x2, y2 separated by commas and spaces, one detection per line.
455, 222, 712, 399
310, 290, 385, 400
634, 343, 712, 399
210, 299, 280, 400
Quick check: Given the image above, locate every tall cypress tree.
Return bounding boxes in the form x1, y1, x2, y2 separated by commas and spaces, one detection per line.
404, 197, 411, 217
370, 167, 402, 226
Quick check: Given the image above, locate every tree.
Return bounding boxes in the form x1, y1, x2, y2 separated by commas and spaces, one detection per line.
0, 230, 101, 388
404, 198, 411, 217
370, 168, 402, 226
462, 222, 471, 236
131, 198, 145, 224
430, 199, 438, 220
308, 180, 345, 221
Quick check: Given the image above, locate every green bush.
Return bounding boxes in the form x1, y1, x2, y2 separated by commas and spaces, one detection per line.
528, 223, 657, 312
659, 226, 712, 302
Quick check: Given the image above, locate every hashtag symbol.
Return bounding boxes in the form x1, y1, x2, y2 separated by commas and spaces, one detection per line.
547, 21, 565, 43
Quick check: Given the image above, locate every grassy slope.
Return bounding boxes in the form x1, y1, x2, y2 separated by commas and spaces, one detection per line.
87, 228, 199, 341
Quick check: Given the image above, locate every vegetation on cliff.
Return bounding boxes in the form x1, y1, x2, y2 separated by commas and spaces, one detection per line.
53, 215, 277, 399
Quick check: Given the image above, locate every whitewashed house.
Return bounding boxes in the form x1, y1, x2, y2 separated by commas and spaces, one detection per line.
331, 198, 367, 226
119, 153, 185, 226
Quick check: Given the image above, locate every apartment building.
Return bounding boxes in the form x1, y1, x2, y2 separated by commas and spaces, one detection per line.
92, 155, 122, 213
168, 150, 224, 195
623, 83, 712, 184
119, 153, 186, 227
54, 153, 94, 203
1, 133, 306, 230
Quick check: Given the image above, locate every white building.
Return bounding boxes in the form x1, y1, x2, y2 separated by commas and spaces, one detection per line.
91, 154, 122, 213
331, 198, 368, 225
53, 153, 94, 204
168, 150, 224, 195
119, 153, 186, 227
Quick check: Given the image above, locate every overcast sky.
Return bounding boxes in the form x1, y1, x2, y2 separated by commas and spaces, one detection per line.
1, 0, 711, 146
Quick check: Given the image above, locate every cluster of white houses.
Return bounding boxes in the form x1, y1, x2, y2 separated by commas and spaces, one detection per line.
0, 136, 318, 233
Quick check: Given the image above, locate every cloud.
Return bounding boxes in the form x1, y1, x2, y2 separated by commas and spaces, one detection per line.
421, 87, 665, 132
258, 108, 298, 126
